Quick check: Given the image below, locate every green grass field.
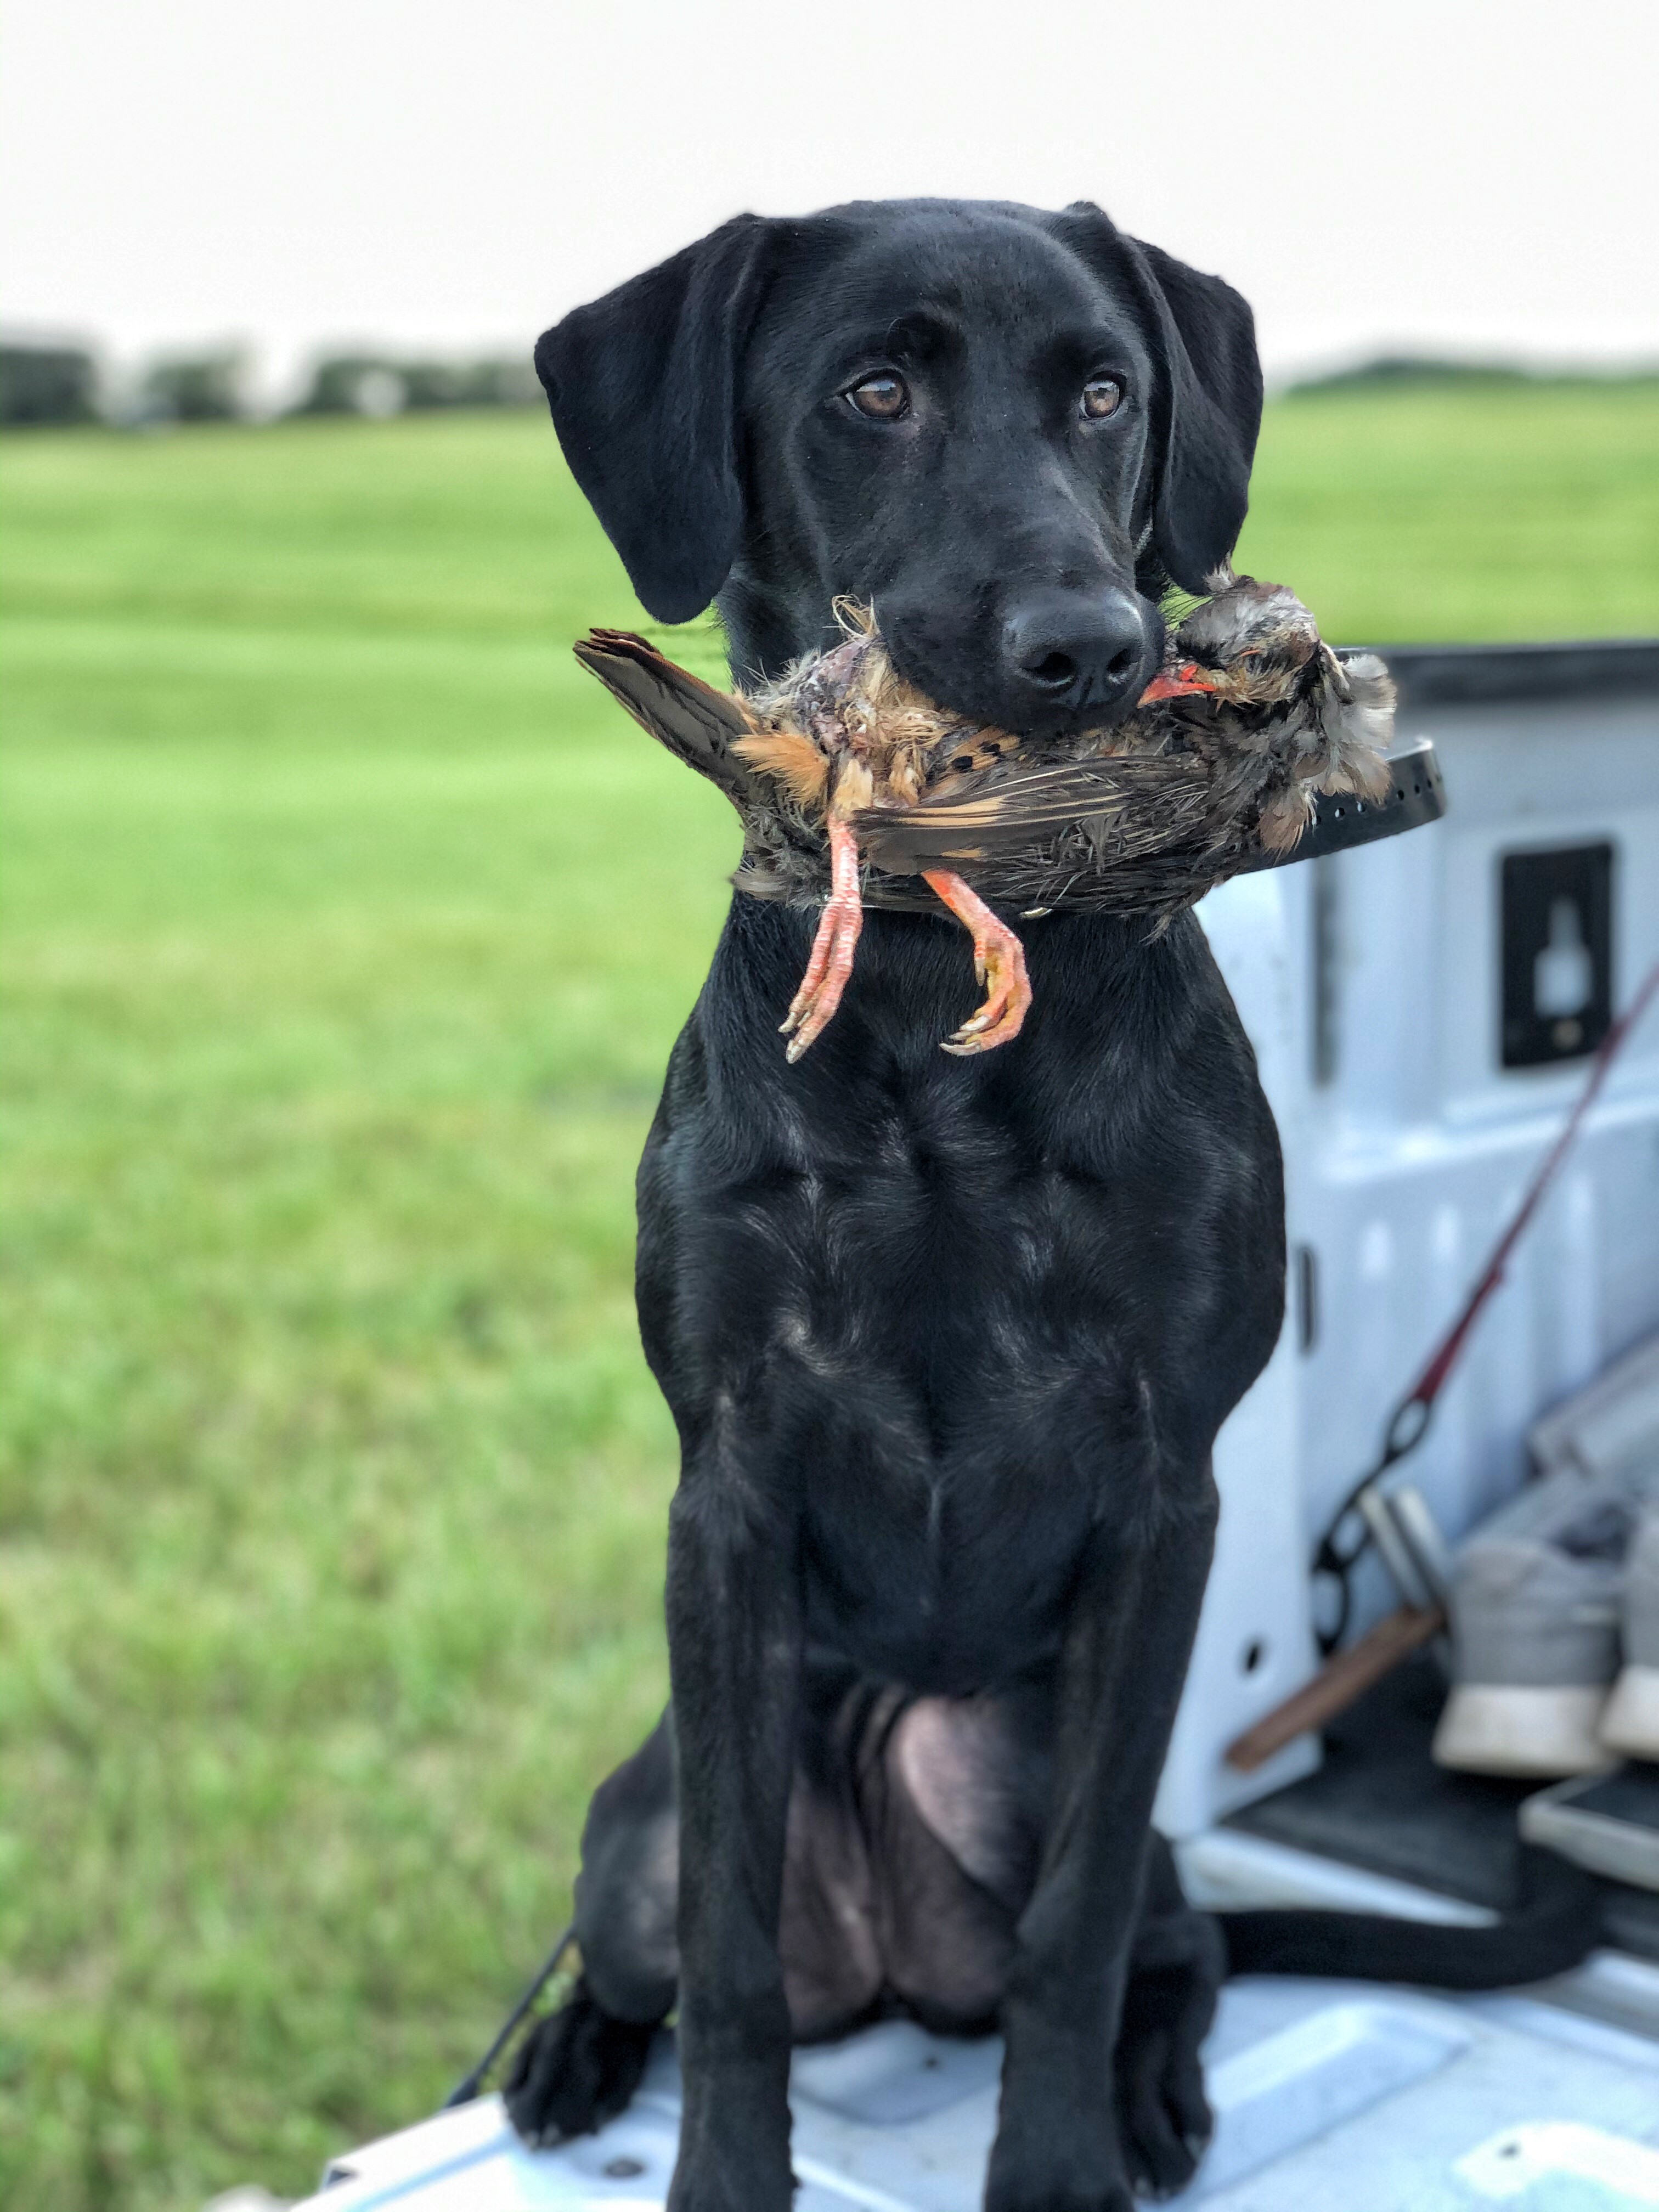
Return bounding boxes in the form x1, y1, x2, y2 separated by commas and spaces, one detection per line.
2, 381, 1656, 2212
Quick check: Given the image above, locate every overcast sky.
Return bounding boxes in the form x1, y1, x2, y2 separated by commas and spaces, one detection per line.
3, 0, 1655, 397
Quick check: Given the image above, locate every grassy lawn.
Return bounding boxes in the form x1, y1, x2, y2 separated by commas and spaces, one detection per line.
2, 380, 1656, 2212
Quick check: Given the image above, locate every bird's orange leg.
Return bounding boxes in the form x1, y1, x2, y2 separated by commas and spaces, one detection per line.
922, 869, 1032, 1056
781, 814, 864, 1063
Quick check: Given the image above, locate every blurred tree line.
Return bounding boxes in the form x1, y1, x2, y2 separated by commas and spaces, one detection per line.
0, 345, 101, 424
294, 353, 541, 415
0, 340, 543, 426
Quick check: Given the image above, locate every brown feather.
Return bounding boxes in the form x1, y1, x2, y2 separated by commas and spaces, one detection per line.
852, 755, 1210, 865
731, 727, 831, 810
573, 630, 761, 814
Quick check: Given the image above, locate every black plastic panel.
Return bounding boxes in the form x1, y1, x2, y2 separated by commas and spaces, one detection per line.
1500, 842, 1615, 1068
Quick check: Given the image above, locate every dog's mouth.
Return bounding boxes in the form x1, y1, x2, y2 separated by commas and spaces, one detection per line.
876, 593, 1167, 746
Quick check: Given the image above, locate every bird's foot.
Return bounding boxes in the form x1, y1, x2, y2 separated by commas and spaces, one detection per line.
923, 870, 1032, 1055
782, 814, 864, 1062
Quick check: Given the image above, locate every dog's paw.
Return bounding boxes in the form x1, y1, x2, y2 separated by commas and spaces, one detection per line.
985, 2173, 1136, 2212
984, 2106, 1137, 2212
503, 1975, 655, 2146
667, 2102, 797, 2212
1114, 1912, 1223, 2200
1115, 2013, 1210, 2200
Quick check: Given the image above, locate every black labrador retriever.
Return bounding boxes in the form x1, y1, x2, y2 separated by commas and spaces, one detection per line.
501, 199, 1589, 2211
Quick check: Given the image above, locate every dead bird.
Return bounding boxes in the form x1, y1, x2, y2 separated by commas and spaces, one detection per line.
575, 578, 1394, 1060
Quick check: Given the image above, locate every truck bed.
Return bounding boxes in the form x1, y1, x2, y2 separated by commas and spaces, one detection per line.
296, 1830, 1659, 2212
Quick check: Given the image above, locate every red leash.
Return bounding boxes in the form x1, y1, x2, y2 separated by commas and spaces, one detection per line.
1313, 956, 1659, 1652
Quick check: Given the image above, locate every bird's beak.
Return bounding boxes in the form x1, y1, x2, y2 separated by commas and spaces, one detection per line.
1139, 662, 1216, 703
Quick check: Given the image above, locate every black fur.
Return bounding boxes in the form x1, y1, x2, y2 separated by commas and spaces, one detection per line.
520, 201, 1589, 2212
536, 215, 781, 627
1221, 1843, 1599, 1989
504, 1976, 656, 2146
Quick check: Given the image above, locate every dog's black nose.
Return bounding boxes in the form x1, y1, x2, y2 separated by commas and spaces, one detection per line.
1003, 592, 1152, 719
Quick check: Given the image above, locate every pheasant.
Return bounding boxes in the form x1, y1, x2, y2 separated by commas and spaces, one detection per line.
575, 578, 1394, 1062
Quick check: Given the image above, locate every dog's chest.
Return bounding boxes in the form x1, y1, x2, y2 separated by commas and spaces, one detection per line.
728, 1149, 1179, 1685
641, 912, 1283, 1686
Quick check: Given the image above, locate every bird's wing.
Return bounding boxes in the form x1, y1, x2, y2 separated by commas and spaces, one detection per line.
850, 754, 1214, 871
574, 630, 761, 812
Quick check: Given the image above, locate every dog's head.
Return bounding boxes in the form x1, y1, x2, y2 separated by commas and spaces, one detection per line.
537, 199, 1261, 739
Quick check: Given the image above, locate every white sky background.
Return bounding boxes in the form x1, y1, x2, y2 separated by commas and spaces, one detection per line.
3, 0, 1656, 399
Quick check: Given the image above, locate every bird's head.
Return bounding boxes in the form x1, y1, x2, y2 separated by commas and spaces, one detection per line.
1166, 577, 1321, 689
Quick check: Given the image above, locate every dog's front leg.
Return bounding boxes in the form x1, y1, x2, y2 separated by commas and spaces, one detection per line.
664, 1466, 803, 2212
986, 1470, 1218, 2212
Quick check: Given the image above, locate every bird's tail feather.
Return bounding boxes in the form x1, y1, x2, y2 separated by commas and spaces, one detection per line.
574, 630, 761, 814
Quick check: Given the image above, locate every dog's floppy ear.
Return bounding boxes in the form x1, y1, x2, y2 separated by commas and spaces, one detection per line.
535, 217, 778, 624
1130, 235, 1263, 589
1049, 205, 1263, 593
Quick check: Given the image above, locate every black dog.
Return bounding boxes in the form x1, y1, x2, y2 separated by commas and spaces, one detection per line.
503, 201, 1592, 2211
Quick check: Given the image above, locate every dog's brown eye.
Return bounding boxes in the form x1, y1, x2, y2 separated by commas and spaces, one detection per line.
845, 375, 909, 420
1081, 376, 1124, 420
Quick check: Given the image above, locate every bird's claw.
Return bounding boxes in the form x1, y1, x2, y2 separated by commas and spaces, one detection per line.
782, 815, 864, 1063
923, 868, 1031, 1057
941, 930, 1030, 1055
781, 892, 862, 1062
